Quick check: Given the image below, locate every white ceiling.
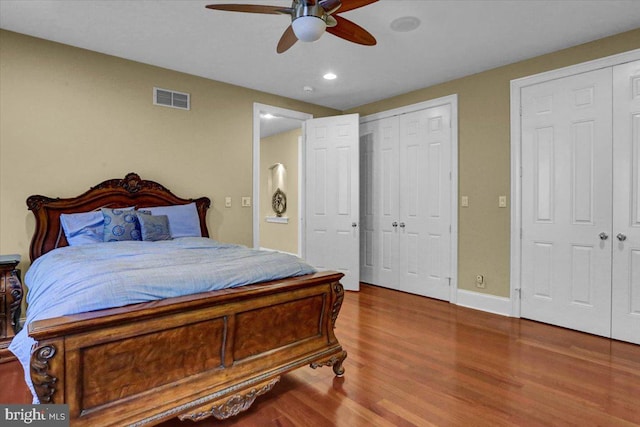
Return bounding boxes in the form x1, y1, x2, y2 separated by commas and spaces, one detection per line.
1, 0, 640, 110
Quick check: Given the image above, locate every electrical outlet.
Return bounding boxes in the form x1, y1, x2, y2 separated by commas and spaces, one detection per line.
475, 274, 485, 289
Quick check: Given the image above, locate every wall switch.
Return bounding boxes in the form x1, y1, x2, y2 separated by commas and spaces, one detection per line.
224, 197, 232, 208
241, 196, 251, 207
461, 196, 469, 207
475, 274, 485, 288
499, 196, 507, 208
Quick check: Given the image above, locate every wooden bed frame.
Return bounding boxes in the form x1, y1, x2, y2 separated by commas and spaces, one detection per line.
25, 173, 347, 426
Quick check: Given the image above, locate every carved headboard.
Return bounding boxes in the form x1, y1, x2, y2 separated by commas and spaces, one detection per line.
27, 173, 211, 261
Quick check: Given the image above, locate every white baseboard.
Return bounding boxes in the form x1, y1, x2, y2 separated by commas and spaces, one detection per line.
456, 289, 512, 317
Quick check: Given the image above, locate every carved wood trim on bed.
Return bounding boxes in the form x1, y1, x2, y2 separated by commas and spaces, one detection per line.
27, 172, 211, 261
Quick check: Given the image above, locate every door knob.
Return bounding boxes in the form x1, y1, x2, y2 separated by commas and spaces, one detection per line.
352, 222, 358, 228
599, 232, 609, 240
399, 222, 406, 228
392, 222, 398, 228
616, 233, 627, 242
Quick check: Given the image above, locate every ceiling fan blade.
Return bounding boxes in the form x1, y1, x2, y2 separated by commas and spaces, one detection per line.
334, 0, 378, 14
319, 0, 341, 14
326, 15, 376, 46
205, 4, 292, 15
277, 25, 298, 54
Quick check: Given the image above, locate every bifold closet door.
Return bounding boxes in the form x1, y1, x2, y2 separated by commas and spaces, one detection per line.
612, 60, 640, 344
360, 105, 452, 301
520, 68, 613, 337
360, 117, 400, 288
398, 107, 451, 300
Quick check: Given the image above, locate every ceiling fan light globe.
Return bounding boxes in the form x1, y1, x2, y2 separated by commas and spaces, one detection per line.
292, 16, 326, 42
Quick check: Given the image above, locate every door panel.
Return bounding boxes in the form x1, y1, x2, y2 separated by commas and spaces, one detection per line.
306, 114, 360, 291
399, 106, 451, 300
612, 59, 640, 344
521, 68, 613, 337
359, 117, 400, 288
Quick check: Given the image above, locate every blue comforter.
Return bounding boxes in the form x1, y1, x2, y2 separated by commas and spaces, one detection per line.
9, 237, 315, 402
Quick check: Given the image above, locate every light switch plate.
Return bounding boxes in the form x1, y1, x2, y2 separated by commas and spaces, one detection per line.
499, 196, 507, 208
461, 196, 469, 207
224, 196, 231, 208
241, 196, 251, 207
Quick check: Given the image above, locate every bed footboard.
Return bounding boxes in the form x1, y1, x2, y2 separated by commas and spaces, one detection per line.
28, 272, 346, 426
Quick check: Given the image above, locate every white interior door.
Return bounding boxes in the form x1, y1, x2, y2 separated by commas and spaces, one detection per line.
520, 68, 613, 337
612, 59, 640, 344
399, 107, 452, 300
305, 114, 360, 291
360, 117, 400, 288
359, 103, 453, 301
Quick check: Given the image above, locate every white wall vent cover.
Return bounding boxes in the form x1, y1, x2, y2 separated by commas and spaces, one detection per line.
153, 87, 190, 110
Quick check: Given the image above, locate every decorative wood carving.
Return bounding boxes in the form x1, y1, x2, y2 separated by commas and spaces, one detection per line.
26, 195, 59, 211
92, 172, 169, 194
310, 350, 347, 377
178, 377, 280, 422
8, 270, 23, 334
30, 344, 58, 403
331, 281, 345, 329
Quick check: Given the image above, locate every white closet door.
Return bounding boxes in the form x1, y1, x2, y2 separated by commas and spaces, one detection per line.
360, 123, 377, 284
520, 68, 613, 336
398, 106, 451, 300
360, 117, 400, 288
305, 114, 360, 291
612, 59, 640, 344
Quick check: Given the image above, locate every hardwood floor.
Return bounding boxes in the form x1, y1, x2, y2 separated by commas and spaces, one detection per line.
2, 284, 639, 426
160, 284, 640, 427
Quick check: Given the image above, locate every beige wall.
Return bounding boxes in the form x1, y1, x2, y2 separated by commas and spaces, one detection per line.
2, 27, 640, 299
0, 30, 338, 269
347, 28, 640, 297
259, 128, 300, 254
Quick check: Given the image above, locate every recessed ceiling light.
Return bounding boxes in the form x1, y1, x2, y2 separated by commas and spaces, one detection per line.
323, 72, 337, 80
390, 16, 421, 32
303, 86, 314, 92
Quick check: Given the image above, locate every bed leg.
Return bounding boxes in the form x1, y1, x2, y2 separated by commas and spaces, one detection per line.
310, 350, 347, 377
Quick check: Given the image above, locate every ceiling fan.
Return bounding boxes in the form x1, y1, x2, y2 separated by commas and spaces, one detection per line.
205, 0, 378, 53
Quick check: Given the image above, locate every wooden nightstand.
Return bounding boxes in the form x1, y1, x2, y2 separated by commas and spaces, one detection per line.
0, 255, 23, 363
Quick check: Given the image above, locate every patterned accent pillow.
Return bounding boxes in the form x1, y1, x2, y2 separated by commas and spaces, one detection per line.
102, 208, 142, 242
136, 212, 172, 242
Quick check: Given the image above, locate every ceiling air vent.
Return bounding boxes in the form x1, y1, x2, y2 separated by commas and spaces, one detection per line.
153, 87, 190, 110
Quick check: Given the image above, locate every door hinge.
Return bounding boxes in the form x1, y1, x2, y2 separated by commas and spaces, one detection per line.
515, 288, 521, 299
448, 277, 452, 287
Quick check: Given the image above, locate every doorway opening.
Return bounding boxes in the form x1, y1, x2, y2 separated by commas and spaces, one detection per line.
252, 103, 312, 257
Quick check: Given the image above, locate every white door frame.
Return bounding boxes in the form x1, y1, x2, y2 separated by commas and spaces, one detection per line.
509, 48, 640, 317
360, 94, 459, 303
252, 103, 313, 257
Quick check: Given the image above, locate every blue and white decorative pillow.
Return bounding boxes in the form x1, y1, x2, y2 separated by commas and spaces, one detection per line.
102, 208, 142, 242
